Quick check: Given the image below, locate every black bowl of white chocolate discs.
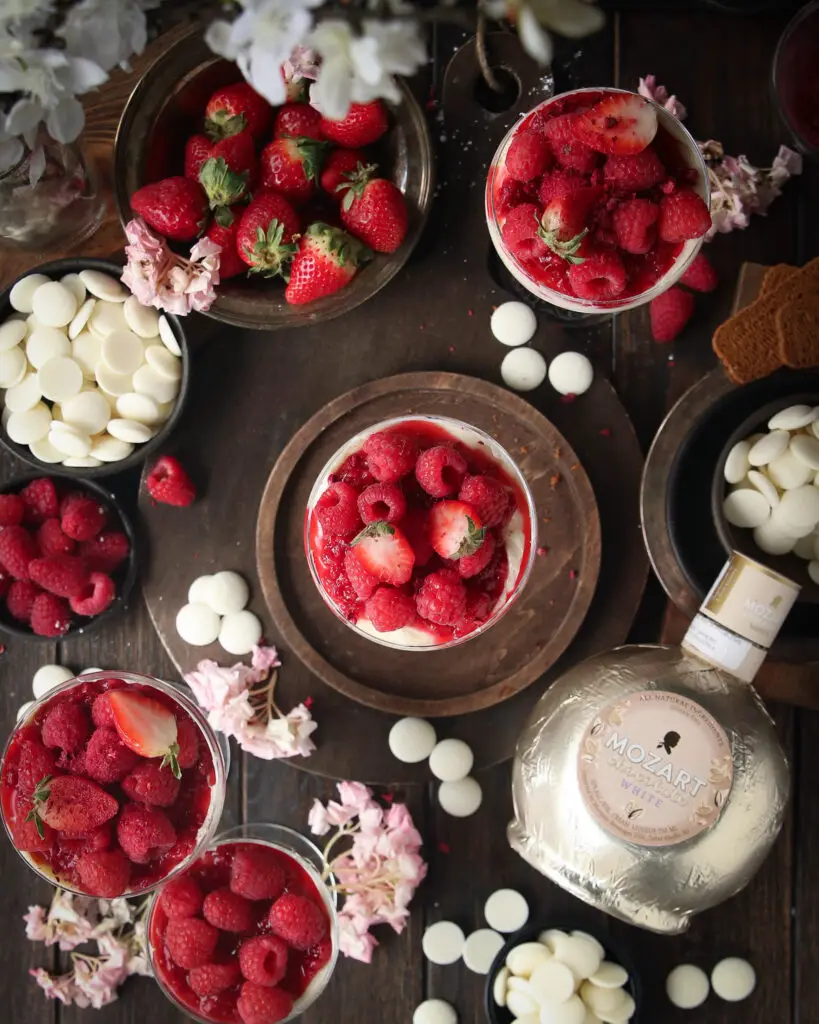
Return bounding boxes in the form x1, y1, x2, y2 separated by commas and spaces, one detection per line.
484, 921, 642, 1024
0, 257, 189, 478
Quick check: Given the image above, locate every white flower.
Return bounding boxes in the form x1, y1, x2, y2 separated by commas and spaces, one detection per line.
58, 0, 149, 73
484, 0, 603, 63
517, 6, 553, 65
0, 113, 24, 173
206, 0, 322, 107
309, 18, 426, 120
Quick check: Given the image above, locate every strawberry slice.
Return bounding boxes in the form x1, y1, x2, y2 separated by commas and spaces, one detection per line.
108, 691, 182, 779
429, 501, 485, 560
28, 775, 118, 835
538, 186, 603, 264
350, 521, 414, 586
574, 94, 658, 156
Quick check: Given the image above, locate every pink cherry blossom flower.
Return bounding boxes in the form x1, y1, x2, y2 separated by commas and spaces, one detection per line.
283, 45, 320, 84
30, 968, 83, 1006
638, 74, 687, 120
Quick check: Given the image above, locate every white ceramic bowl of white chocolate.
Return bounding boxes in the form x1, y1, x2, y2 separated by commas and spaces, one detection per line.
0, 260, 186, 476
719, 402, 819, 585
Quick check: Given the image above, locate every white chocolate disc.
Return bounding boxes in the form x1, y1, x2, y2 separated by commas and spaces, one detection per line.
17, 702, 34, 722
29, 435, 64, 464
412, 1000, 457, 1024
752, 519, 796, 556
791, 434, 819, 471
32, 664, 74, 699
132, 363, 179, 403
32, 281, 77, 328
89, 300, 128, 338
438, 777, 483, 817
777, 485, 819, 531
505, 942, 551, 978
89, 434, 134, 463
493, 965, 509, 1007
770, 503, 814, 539
501, 348, 547, 392
746, 469, 780, 508
551, 933, 603, 981
68, 298, 96, 341
0, 346, 27, 389
209, 570, 250, 615
38, 356, 83, 402
5, 374, 42, 413
102, 330, 144, 375
10, 274, 50, 313
123, 295, 160, 338
505, 987, 540, 1018
60, 273, 86, 306
422, 921, 465, 965
596, 991, 635, 1022
462, 929, 504, 974
723, 488, 770, 528
809, 560, 819, 585
71, 331, 103, 379
158, 314, 182, 356
748, 430, 790, 467
768, 404, 817, 430
145, 344, 182, 380
48, 422, 92, 458
106, 418, 154, 443
570, 932, 606, 961
590, 962, 629, 989
548, 351, 594, 396
530, 958, 577, 1004
63, 456, 102, 467
767, 449, 811, 490
490, 301, 537, 347
116, 392, 161, 425
27, 327, 70, 369
793, 533, 819, 561
540, 995, 588, 1024
0, 319, 26, 351
388, 717, 437, 763
219, 610, 262, 655
188, 575, 216, 606
96, 363, 133, 397
79, 269, 127, 302
666, 964, 709, 1009
6, 403, 51, 444
176, 602, 221, 646
724, 440, 750, 484
539, 929, 568, 952
710, 957, 755, 1002
484, 889, 529, 933
61, 391, 111, 436
429, 738, 474, 781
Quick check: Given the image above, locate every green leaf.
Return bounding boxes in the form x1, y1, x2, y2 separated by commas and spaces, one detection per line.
536, 224, 588, 263
160, 743, 182, 780
214, 204, 235, 229
199, 157, 249, 211
25, 807, 45, 840
205, 111, 247, 141
352, 520, 395, 546
452, 516, 487, 559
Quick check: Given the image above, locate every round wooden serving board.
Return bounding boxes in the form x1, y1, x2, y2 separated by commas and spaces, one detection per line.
255, 372, 601, 717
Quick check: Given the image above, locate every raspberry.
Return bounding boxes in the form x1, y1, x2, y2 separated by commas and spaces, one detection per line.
318, 540, 360, 620
164, 916, 219, 969
16, 739, 57, 795
30, 593, 72, 636
567, 251, 627, 300
176, 716, 200, 769
69, 572, 115, 617
415, 569, 467, 627
61, 822, 112, 851
189, 961, 242, 997
268, 893, 329, 951
458, 476, 510, 529
37, 518, 75, 557
20, 478, 59, 524
537, 169, 587, 205
29, 555, 89, 599
75, 849, 131, 897
0, 493, 24, 526
239, 935, 289, 987
0, 567, 10, 600
61, 496, 107, 541
501, 202, 547, 262
230, 844, 287, 901
362, 430, 419, 483
145, 456, 197, 507
496, 179, 526, 217
91, 693, 115, 728
603, 149, 666, 191
650, 286, 695, 342
122, 760, 180, 806
315, 482, 360, 539
6, 579, 41, 622
611, 199, 659, 255
506, 131, 553, 182
0, 525, 38, 580
333, 452, 375, 490
658, 188, 712, 243
343, 547, 378, 601
78, 531, 130, 574
84, 727, 140, 783
13, 814, 55, 852
679, 250, 719, 292
542, 114, 599, 173
415, 446, 468, 498
58, 749, 87, 775
159, 876, 204, 919
203, 887, 255, 932
401, 507, 433, 566
41, 702, 90, 754
365, 586, 416, 632
458, 531, 496, 578
237, 982, 293, 1024
117, 803, 176, 864
357, 482, 406, 524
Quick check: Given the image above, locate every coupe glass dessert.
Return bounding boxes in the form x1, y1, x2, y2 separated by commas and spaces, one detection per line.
305, 415, 537, 650
148, 824, 338, 1024
1, 671, 228, 898
773, 1, 819, 156
486, 88, 711, 313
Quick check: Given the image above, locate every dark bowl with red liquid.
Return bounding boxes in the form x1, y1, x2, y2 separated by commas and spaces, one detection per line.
147, 824, 338, 1024
774, 1, 819, 158
0, 671, 229, 898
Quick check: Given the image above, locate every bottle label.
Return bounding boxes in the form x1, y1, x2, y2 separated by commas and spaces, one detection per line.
577, 690, 733, 847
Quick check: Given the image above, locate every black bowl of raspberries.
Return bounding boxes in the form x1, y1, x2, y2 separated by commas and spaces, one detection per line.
0, 474, 137, 641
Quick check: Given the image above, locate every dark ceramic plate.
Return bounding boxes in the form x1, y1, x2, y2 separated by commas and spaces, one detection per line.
0, 473, 138, 642
484, 920, 643, 1024
114, 30, 434, 330
0, 257, 189, 479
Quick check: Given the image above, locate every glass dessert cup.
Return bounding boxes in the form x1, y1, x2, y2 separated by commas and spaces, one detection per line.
147, 823, 339, 1024
305, 414, 538, 652
773, 1, 819, 158
0, 671, 229, 899
485, 87, 711, 314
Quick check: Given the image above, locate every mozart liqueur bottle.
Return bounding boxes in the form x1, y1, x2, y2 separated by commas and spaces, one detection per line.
509, 553, 799, 934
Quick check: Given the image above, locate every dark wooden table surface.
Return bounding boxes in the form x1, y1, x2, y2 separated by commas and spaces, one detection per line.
1, 4, 817, 1023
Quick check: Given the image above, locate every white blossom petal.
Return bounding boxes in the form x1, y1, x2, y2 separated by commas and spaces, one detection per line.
4, 97, 43, 136
527, 0, 605, 38
28, 144, 46, 185
46, 97, 85, 144
517, 5, 554, 64
204, 20, 236, 59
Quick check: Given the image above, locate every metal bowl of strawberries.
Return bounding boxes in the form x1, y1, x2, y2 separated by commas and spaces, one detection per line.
114, 29, 434, 330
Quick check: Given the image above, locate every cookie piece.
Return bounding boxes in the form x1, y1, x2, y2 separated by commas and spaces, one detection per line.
777, 293, 819, 368
761, 263, 799, 296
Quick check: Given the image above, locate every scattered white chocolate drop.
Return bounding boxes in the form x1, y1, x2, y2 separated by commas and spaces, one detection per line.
548, 351, 594, 396
422, 921, 465, 965
501, 348, 547, 391
711, 957, 756, 1003
429, 738, 474, 781
490, 301, 537, 347
666, 964, 709, 1009
388, 717, 437, 763
438, 777, 482, 817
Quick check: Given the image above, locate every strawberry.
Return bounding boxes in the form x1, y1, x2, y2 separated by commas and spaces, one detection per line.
541, 114, 599, 174
108, 690, 182, 778
130, 177, 208, 242
575, 93, 658, 156
537, 186, 603, 263
205, 207, 247, 279
285, 223, 371, 305
145, 455, 196, 507
184, 134, 214, 182
429, 500, 486, 560
320, 101, 389, 148
349, 521, 415, 586
197, 136, 257, 210
236, 191, 301, 277
320, 149, 369, 195
259, 136, 327, 202
338, 166, 407, 253
205, 82, 272, 142
28, 775, 118, 836
275, 103, 323, 140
